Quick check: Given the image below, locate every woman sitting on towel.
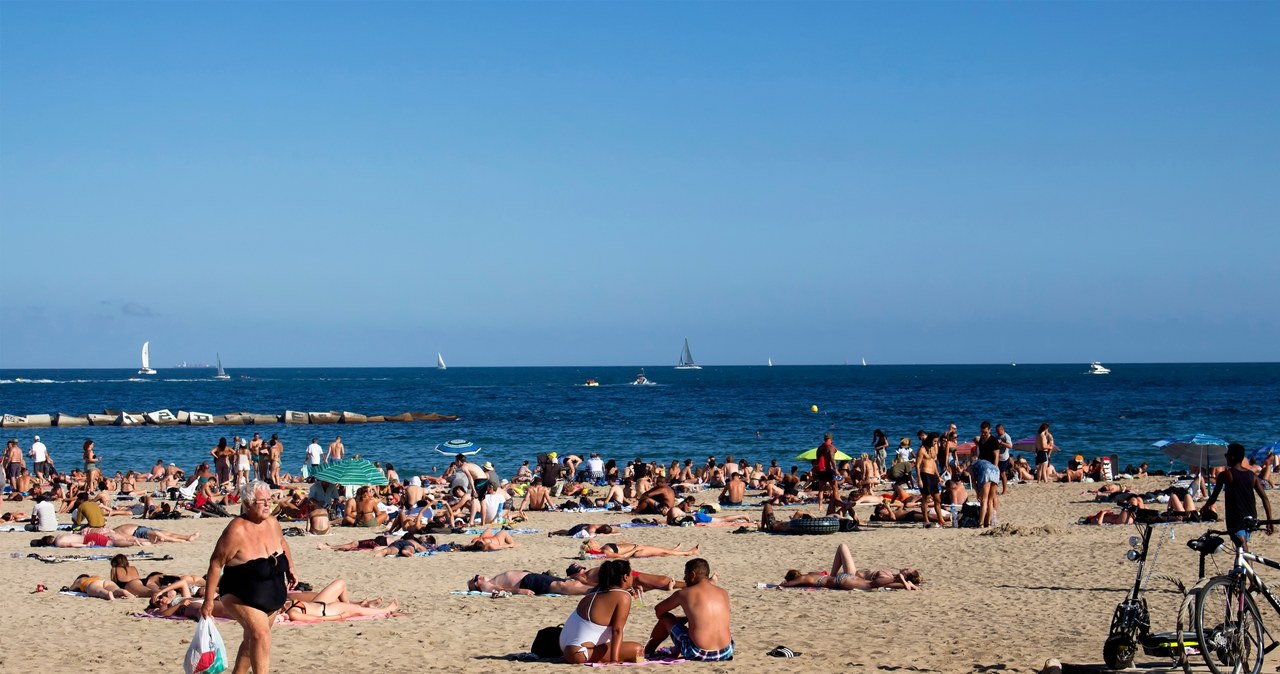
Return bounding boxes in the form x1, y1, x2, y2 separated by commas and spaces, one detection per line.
580, 540, 700, 559
560, 560, 646, 664
780, 543, 921, 591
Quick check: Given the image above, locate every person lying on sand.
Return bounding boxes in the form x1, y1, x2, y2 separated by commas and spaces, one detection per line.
65, 573, 134, 600
31, 530, 146, 548
549, 523, 616, 537
565, 562, 685, 592
580, 540, 700, 559
112, 523, 199, 543
109, 554, 202, 598
870, 501, 950, 525
780, 543, 921, 591
467, 570, 593, 596
463, 528, 520, 551
281, 597, 401, 622
666, 498, 755, 527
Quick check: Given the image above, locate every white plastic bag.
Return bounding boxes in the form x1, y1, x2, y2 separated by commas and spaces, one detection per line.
184, 617, 227, 674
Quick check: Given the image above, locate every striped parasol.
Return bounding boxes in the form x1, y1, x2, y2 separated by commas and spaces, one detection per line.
310, 458, 388, 488
434, 439, 482, 456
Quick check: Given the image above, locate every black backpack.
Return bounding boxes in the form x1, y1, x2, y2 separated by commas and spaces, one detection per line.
958, 503, 981, 528
531, 624, 564, 659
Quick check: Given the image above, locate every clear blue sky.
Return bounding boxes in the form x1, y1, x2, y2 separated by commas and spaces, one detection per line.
1, 1, 1276, 368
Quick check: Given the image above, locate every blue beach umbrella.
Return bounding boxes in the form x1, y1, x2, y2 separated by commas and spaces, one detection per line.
1250, 441, 1280, 465
1157, 434, 1229, 469
310, 458, 388, 488
434, 439, 482, 456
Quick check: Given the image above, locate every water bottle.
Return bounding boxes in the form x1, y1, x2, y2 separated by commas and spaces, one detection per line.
949, 503, 959, 528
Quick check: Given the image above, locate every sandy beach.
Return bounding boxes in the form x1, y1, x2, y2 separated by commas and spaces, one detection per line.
2, 477, 1272, 673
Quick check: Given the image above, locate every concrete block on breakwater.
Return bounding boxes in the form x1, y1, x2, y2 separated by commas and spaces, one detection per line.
6, 409, 457, 428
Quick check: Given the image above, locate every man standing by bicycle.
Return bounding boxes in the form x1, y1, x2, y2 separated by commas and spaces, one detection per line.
1201, 443, 1274, 551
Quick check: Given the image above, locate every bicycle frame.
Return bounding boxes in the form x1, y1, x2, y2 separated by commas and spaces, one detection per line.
1227, 547, 1280, 655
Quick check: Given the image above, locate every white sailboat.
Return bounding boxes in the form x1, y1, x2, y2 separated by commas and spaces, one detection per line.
437, 353, 447, 370
861, 357, 867, 367
675, 337, 701, 370
213, 353, 230, 381
767, 357, 773, 367
138, 341, 157, 375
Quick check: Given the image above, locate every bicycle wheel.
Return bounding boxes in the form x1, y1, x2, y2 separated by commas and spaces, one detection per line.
1194, 576, 1265, 674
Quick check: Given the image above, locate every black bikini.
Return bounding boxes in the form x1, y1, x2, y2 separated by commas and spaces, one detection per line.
219, 551, 288, 614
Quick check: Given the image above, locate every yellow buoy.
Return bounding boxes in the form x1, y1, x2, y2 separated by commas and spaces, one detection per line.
811, 405, 819, 413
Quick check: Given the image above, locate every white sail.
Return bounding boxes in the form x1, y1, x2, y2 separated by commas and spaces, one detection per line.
675, 337, 701, 370
213, 353, 230, 380
138, 341, 157, 375
437, 353, 447, 370
767, 357, 773, 367
861, 357, 867, 366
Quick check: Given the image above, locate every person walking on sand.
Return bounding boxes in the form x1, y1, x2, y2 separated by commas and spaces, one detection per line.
971, 421, 1001, 528
644, 558, 733, 661
249, 432, 266, 481
29, 435, 51, 481
873, 429, 889, 473
305, 438, 323, 480
203, 480, 300, 674
1202, 443, 1275, 552
3, 438, 25, 492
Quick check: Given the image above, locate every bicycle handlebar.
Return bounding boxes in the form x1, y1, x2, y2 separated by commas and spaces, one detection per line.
1201, 518, 1280, 537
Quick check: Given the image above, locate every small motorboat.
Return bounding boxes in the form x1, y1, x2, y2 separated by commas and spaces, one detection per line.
631, 369, 655, 386
584, 378, 599, 387
1088, 362, 1111, 375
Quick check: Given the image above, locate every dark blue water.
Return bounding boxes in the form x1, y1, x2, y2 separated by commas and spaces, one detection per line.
1, 364, 1276, 477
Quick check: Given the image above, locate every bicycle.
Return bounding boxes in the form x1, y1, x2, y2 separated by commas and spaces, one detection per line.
1185, 518, 1280, 674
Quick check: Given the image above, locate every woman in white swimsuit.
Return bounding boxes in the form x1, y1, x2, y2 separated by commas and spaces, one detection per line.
560, 560, 645, 663
235, 441, 252, 488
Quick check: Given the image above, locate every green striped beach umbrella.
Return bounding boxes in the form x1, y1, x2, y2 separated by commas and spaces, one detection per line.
311, 458, 388, 488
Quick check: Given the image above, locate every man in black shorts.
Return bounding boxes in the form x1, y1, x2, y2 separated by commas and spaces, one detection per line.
467, 570, 592, 596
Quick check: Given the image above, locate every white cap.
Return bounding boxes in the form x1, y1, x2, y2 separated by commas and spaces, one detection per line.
33, 435, 40, 441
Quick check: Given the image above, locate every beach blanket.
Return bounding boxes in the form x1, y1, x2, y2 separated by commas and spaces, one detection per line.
28, 552, 173, 564
462, 528, 540, 535
60, 590, 92, 598
450, 590, 566, 598
0, 524, 74, 532
755, 582, 896, 592
619, 522, 663, 529
587, 660, 689, 667
129, 612, 394, 626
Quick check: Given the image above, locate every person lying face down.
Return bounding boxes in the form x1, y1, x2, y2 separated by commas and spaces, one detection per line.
466, 570, 594, 596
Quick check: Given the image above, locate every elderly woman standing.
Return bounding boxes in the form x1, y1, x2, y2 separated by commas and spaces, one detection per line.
202, 480, 299, 674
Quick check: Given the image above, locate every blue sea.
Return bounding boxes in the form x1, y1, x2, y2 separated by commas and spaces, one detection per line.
0, 364, 1276, 478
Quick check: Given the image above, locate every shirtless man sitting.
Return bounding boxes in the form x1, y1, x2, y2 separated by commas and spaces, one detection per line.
634, 477, 677, 515
780, 543, 921, 591
644, 558, 734, 661
718, 472, 745, 506
519, 483, 554, 513
466, 570, 593, 596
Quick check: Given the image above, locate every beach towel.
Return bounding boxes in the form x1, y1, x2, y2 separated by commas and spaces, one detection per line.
619, 522, 663, 529
29, 552, 173, 564
0, 523, 72, 533
586, 659, 689, 667
450, 590, 566, 598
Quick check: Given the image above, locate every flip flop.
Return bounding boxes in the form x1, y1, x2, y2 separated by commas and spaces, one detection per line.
768, 646, 800, 658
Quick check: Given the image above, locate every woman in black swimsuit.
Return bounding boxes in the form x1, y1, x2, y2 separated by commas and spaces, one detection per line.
202, 480, 299, 673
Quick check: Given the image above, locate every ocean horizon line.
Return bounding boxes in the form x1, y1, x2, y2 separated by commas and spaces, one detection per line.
2, 360, 1277, 371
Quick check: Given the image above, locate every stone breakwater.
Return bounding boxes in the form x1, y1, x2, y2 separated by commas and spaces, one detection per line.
0, 410, 459, 428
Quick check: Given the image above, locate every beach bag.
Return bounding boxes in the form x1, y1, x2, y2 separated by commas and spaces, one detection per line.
958, 503, 981, 528
184, 617, 227, 674
531, 624, 564, 659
